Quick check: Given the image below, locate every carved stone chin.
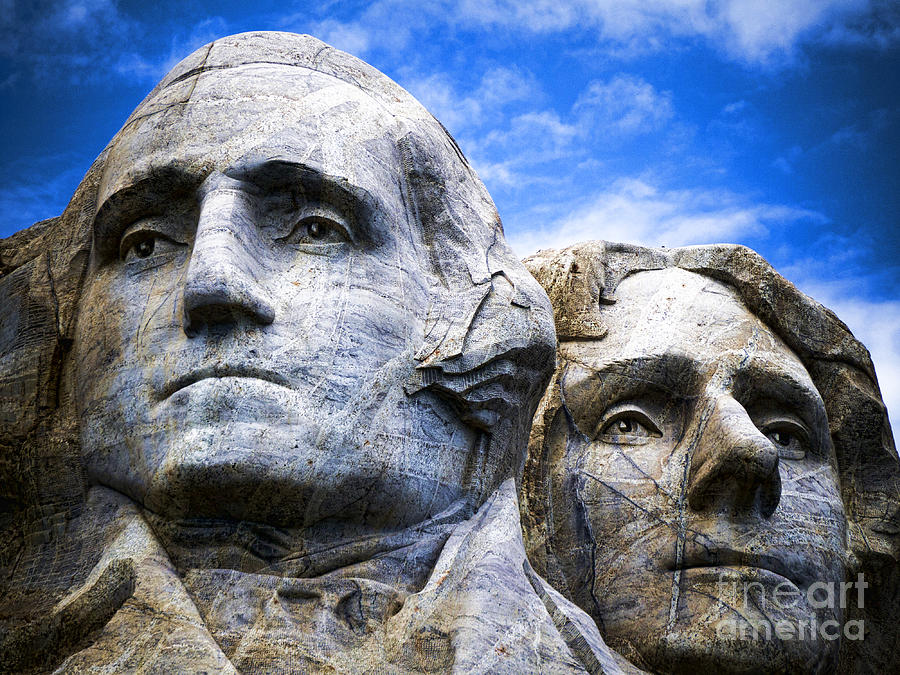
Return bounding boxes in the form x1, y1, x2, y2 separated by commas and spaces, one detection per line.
522, 241, 900, 675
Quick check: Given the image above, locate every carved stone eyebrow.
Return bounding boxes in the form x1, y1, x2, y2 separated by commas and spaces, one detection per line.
736, 357, 826, 426
223, 158, 384, 245
92, 158, 387, 256
561, 351, 703, 407
92, 165, 199, 253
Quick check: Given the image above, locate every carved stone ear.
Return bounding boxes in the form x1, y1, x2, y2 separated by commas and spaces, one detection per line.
406, 271, 554, 433
398, 128, 556, 438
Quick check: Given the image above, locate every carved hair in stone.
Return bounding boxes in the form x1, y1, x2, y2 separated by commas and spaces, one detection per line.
521, 241, 900, 674
0, 33, 642, 673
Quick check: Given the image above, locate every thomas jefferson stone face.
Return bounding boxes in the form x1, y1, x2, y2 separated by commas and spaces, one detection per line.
546, 268, 848, 673
73, 64, 479, 529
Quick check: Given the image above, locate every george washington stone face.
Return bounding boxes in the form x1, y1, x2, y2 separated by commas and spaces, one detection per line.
73, 62, 478, 530
68, 30, 558, 538
4, 33, 621, 675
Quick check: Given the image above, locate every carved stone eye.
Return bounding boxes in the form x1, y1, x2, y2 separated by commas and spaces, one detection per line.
617, 419, 635, 433
770, 430, 791, 446
278, 215, 348, 246
597, 409, 662, 443
762, 423, 808, 460
134, 239, 155, 258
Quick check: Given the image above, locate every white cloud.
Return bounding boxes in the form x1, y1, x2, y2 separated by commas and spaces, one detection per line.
716, 0, 864, 63
462, 73, 674, 187
771, 145, 804, 174
825, 109, 890, 148
404, 74, 483, 131
505, 176, 827, 255
478, 66, 538, 106
575, 74, 673, 133
486, 110, 580, 152
722, 100, 747, 115
272, 0, 896, 68
114, 52, 164, 80
3, 0, 143, 81
6, 0, 895, 89
772, 157, 794, 174
456, 0, 581, 32
453, 0, 896, 65
464, 110, 581, 187
280, 1, 432, 57
46, 0, 124, 32
402, 66, 537, 134
3, 2, 232, 85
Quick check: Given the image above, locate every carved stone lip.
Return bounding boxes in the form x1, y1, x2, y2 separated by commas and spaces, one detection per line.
162, 365, 293, 399
668, 549, 800, 588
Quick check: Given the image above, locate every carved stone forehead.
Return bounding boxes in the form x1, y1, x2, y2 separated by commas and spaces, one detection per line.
561, 266, 818, 397
595, 267, 782, 351
97, 31, 437, 211
99, 64, 404, 209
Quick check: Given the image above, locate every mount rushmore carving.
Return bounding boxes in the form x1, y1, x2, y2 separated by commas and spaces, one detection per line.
1, 32, 897, 675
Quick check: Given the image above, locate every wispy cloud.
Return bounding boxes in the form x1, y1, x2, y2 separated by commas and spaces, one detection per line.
280, 1, 433, 57
826, 108, 891, 148
1, 1, 235, 86
816, 0, 900, 49
402, 66, 538, 134
7, 0, 893, 92
772, 145, 804, 174
271, 0, 898, 69
3, 0, 140, 83
462, 73, 674, 189
575, 74, 674, 134
505, 176, 828, 255
293, 18, 373, 56
483, 111, 579, 158
722, 100, 748, 115
452, 0, 897, 66
0, 155, 89, 236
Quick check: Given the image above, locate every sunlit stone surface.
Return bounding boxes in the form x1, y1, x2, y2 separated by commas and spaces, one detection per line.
5, 30, 896, 675
0, 33, 642, 673
522, 241, 900, 675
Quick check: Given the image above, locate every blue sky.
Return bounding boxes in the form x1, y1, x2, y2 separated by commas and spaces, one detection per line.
1, 0, 898, 424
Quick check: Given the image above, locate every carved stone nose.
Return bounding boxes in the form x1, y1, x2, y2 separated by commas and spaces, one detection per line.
687, 395, 781, 519
182, 187, 276, 335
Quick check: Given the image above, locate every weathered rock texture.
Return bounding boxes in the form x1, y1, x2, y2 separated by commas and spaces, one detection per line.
0, 33, 639, 673
522, 241, 900, 675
